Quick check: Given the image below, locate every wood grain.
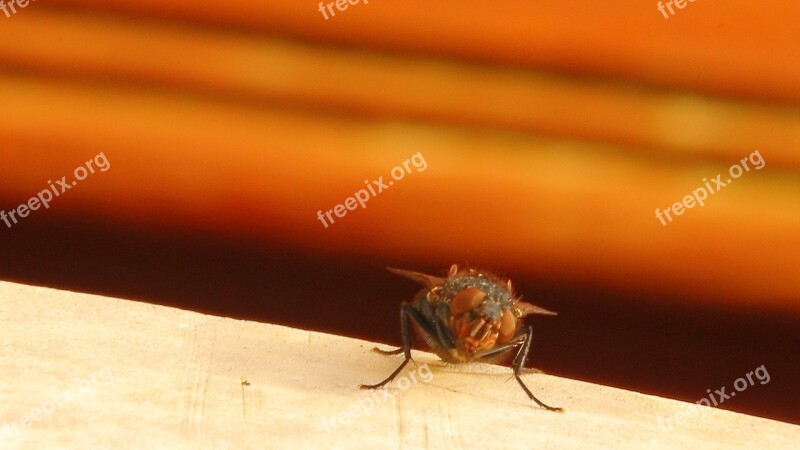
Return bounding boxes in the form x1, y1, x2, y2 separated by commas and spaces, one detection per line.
1, 281, 798, 449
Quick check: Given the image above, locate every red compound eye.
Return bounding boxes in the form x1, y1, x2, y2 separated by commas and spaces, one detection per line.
498, 309, 517, 343
449, 287, 486, 316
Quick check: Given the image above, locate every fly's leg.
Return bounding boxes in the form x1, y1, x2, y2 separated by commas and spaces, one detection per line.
512, 326, 563, 412
370, 347, 404, 355
360, 303, 418, 389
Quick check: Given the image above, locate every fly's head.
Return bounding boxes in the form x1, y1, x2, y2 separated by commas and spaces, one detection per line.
388, 264, 557, 356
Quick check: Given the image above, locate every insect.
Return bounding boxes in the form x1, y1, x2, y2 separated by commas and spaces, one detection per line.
360, 264, 563, 412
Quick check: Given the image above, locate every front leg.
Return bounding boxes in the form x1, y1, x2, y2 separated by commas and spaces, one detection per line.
360, 303, 427, 389
511, 326, 563, 412
370, 346, 404, 355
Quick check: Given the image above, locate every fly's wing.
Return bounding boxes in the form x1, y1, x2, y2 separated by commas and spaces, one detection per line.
518, 301, 558, 317
387, 267, 446, 290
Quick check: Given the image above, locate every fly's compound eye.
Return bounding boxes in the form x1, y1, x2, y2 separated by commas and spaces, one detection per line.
449, 287, 486, 316
498, 308, 517, 343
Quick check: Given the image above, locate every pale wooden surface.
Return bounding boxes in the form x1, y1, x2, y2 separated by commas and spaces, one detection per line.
0, 281, 797, 449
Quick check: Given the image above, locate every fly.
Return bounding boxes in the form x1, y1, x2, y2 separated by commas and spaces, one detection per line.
360, 264, 563, 412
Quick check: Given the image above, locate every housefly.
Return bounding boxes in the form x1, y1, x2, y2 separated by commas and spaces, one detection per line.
360, 264, 562, 412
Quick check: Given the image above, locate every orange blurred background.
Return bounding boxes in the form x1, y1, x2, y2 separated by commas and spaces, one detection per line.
1, 1, 798, 424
